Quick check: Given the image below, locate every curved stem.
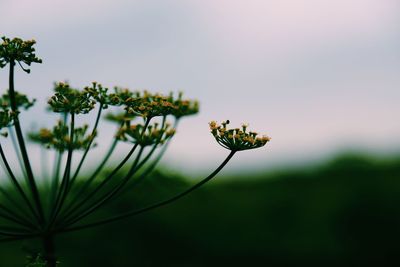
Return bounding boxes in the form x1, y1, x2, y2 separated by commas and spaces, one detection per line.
49, 114, 68, 214
59, 150, 236, 232
0, 203, 36, 230
59, 119, 151, 223
49, 151, 63, 214
8, 126, 27, 179
48, 113, 75, 228
60, 138, 118, 218
61, 146, 146, 227
8, 61, 44, 224
122, 119, 179, 194
40, 146, 48, 183
0, 224, 35, 237
69, 103, 103, 186
0, 186, 33, 223
0, 143, 40, 223
0, 234, 38, 243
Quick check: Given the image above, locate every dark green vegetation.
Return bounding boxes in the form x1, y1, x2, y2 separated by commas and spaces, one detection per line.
1, 153, 399, 266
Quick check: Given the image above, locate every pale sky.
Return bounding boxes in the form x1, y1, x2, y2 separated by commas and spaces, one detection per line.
1, 0, 399, 174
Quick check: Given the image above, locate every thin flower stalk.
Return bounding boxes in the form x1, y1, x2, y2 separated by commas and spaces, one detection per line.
58, 118, 151, 223
121, 118, 180, 194
60, 137, 118, 217
8, 62, 44, 224
0, 143, 40, 223
59, 150, 236, 232
48, 113, 75, 228
69, 103, 103, 186
61, 117, 169, 226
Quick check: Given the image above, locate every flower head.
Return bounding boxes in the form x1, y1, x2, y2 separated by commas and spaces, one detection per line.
116, 121, 175, 147
0, 90, 36, 110
29, 121, 96, 151
170, 92, 199, 119
48, 82, 96, 114
210, 120, 270, 151
106, 87, 137, 106
84, 82, 115, 109
0, 36, 42, 72
124, 91, 179, 118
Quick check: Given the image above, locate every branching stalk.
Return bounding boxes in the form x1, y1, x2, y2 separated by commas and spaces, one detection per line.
48, 113, 75, 228
69, 103, 103, 186
0, 143, 40, 223
8, 61, 44, 224
58, 119, 151, 222
59, 150, 236, 232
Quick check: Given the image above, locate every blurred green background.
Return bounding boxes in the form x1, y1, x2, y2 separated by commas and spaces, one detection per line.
1, 152, 400, 266
1, 0, 399, 265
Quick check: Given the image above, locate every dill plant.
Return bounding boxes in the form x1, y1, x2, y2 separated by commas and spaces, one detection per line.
0, 36, 271, 266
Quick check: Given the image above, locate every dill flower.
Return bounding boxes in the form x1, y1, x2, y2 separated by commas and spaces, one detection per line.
170, 92, 199, 119
29, 121, 96, 151
84, 82, 114, 109
124, 91, 179, 118
209, 120, 271, 151
0, 36, 42, 72
116, 121, 175, 147
48, 82, 96, 114
0, 90, 36, 110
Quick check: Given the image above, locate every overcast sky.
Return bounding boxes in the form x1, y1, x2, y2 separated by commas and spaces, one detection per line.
1, 0, 399, 175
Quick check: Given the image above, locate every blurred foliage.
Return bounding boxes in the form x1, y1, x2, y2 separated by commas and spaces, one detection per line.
1, 153, 400, 266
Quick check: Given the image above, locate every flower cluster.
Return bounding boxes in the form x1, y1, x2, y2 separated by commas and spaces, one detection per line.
48, 82, 96, 114
107, 87, 136, 106
29, 121, 96, 151
209, 120, 271, 151
0, 36, 42, 72
83, 82, 114, 109
0, 91, 35, 133
0, 90, 36, 110
116, 121, 175, 147
170, 92, 199, 119
124, 91, 179, 118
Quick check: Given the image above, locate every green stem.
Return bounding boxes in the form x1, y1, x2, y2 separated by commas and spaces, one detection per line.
49, 114, 68, 213
0, 225, 33, 235
122, 119, 179, 194
61, 145, 146, 227
49, 151, 63, 213
48, 113, 75, 228
0, 186, 33, 223
0, 143, 40, 223
43, 234, 57, 267
0, 234, 38, 243
59, 119, 151, 223
8, 61, 44, 224
69, 103, 103, 185
8, 126, 27, 179
60, 138, 118, 218
59, 150, 236, 232
41, 146, 48, 183
0, 201, 38, 229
